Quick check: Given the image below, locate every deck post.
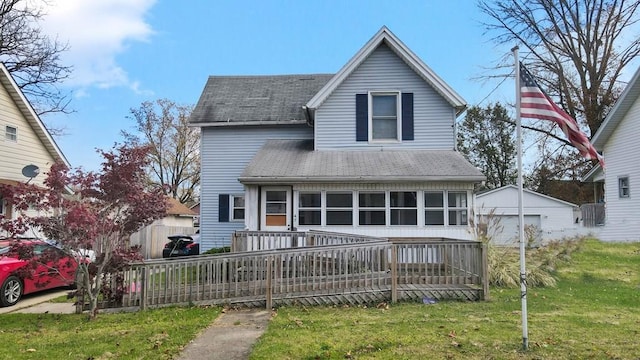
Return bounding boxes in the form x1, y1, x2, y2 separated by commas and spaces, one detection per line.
266, 258, 273, 309
391, 245, 398, 303
140, 267, 147, 311
481, 243, 489, 300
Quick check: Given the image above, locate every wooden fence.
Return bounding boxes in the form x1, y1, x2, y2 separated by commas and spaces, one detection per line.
581, 203, 605, 227
230, 230, 385, 251
90, 235, 487, 312
129, 225, 197, 259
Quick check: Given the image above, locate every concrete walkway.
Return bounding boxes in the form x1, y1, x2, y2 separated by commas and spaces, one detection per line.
175, 309, 271, 360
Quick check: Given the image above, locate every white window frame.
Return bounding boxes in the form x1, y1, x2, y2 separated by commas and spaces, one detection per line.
326, 191, 353, 226
368, 91, 401, 142
618, 176, 630, 198
298, 191, 322, 226
447, 191, 469, 226
424, 191, 445, 226
358, 191, 386, 226
5, 125, 17, 142
389, 191, 418, 226
231, 194, 245, 221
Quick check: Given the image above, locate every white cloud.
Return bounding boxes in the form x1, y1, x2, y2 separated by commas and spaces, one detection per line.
40, 0, 156, 93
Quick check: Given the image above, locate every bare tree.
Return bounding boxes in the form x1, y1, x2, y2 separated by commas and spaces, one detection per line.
122, 99, 200, 205
0, 0, 72, 115
480, 0, 640, 135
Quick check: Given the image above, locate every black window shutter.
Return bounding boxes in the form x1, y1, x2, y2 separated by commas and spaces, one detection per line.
356, 94, 368, 141
402, 93, 414, 140
218, 194, 229, 222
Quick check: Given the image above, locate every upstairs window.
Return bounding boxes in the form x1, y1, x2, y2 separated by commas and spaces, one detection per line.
370, 93, 399, 141
231, 195, 245, 221
619, 176, 630, 198
5, 126, 17, 141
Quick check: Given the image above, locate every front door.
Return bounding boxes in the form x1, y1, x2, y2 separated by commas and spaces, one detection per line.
261, 187, 291, 231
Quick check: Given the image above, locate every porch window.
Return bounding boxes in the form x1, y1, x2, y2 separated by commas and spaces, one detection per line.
370, 92, 400, 141
326, 192, 353, 225
618, 176, 630, 198
390, 191, 417, 225
5, 126, 17, 141
448, 192, 468, 225
298, 192, 321, 225
424, 191, 445, 225
359, 192, 386, 225
231, 195, 245, 221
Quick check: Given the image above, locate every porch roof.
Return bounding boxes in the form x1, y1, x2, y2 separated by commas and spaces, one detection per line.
239, 140, 485, 184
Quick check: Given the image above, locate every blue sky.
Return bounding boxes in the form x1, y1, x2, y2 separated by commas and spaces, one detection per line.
41, 0, 518, 170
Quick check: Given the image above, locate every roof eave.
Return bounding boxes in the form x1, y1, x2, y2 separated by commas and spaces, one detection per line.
239, 175, 486, 185
188, 119, 308, 128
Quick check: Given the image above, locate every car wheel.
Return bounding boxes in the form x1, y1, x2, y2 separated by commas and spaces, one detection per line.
1, 276, 23, 307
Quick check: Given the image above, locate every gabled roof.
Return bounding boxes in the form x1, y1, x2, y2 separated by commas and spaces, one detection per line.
476, 185, 578, 208
166, 197, 197, 216
305, 26, 466, 115
591, 65, 640, 149
189, 74, 333, 126
0, 63, 70, 167
239, 140, 485, 184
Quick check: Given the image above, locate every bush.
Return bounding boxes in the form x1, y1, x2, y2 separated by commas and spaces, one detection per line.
203, 246, 231, 255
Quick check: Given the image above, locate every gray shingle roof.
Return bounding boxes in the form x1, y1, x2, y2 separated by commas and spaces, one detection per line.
239, 140, 485, 184
190, 74, 334, 126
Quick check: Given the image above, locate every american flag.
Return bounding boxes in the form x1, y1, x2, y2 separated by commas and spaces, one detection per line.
520, 62, 604, 167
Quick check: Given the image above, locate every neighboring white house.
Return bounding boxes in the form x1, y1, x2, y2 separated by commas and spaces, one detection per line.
190, 27, 485, 251
583, 65, 640, 242
475, 185, 584, 246
0, 63, 70, 237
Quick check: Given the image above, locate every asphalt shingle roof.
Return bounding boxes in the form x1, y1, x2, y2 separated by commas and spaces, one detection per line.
190, 74, 334, 125
239, 140, 485, 184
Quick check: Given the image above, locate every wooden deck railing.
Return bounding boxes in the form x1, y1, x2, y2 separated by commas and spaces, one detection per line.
231, 230, 385, 251
91, 236, 487, 311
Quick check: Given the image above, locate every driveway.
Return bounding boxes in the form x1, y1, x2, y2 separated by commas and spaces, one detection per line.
0, 289, 70, 314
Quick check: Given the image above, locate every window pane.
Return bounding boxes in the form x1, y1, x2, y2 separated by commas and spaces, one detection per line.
359, 192, 385, 207
266, 191, 286, 202
233, 196, 245, 207
5, 126, 17, 141
327, 211, 352, 225
391, 209, 417, 225
448, 210, 468, 225
299, 193, 321, 207
425, 192, 443, 207
390, 192, 417, 207
327, 193, 352, 207
448, 192, 467, 207
299, 210, 321, 225
359, 210, 385, 225
233, 209, 245, 220
372, 119, 397, 139
266, 203, 286, 214
425, 211, 444, 225
372, 95, 397, 117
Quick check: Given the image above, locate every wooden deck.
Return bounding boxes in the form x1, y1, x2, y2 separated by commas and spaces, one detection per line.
85, 231, 488, 311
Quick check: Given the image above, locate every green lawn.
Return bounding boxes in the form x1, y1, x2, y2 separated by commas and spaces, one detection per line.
250, 239, 640, 359
0, 306, 220, 360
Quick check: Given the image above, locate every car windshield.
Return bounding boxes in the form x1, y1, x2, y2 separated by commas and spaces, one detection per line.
0, 243, 10, 255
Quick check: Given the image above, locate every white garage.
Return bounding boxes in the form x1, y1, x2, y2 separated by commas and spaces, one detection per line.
475, 185, 581, 246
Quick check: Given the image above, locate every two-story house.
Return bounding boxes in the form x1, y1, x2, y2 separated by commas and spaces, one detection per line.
0, 63, 70, 237
190, 27, 485, 251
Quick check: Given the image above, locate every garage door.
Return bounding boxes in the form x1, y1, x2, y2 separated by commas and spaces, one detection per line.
493, 215, 541, 246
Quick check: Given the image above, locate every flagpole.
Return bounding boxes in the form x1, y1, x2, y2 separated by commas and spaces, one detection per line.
512, 45, 529, 351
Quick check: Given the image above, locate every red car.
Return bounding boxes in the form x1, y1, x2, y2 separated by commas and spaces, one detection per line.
0, 239, 79, 307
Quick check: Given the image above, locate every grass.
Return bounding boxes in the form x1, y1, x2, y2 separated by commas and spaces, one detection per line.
0, 306, 221, 360
250, 239, 640, 359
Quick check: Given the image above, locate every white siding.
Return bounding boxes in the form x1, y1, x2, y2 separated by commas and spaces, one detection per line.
600, 95, 640, 241
200, 125, 313, 250
315, 43, 455, 150
476, 186, 584, 243
0, 82, 57, 187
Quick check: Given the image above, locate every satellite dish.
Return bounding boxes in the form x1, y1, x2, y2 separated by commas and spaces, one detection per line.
22, 164, 40, 183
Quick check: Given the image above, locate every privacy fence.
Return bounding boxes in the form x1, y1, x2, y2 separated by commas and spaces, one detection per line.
81, 231, 488, 312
